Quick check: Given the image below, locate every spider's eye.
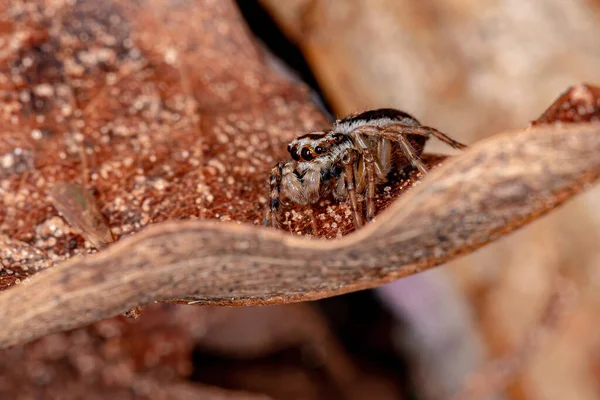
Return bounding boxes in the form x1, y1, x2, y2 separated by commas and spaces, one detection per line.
332, 133, 344, 142
290, 146, 300, 161
301, 147, 314, 161
315, 146, 325, 154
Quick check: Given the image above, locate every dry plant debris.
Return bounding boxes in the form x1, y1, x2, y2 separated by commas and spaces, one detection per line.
0, 0, 600, 352
1, 83, 600, 349
49, 182, 115, 249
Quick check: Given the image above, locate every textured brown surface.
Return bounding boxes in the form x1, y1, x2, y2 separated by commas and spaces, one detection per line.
2, 1, 600, 399
0, 0, 439, 289
1, 114, 600, 347
0, 0, 600, 351
0, 0, 327, 284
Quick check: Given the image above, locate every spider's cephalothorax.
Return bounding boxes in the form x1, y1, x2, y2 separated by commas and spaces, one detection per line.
265, 108, 467, 229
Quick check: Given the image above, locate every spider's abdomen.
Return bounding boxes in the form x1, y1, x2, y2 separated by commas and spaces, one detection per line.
340, 108, 420, 125
336, 108, 429, 171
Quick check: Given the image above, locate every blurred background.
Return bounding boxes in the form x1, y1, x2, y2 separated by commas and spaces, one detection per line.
2, 1, 600, 399
234, 1, 600, 399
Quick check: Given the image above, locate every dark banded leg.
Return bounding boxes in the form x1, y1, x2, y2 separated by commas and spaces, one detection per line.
342, 149, 364, 229
264, 161, 284, 228
362, 148, 377, 221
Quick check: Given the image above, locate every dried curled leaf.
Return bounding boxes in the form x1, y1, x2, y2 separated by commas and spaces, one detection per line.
0, 0, 600, 350
1, 113, 600, 348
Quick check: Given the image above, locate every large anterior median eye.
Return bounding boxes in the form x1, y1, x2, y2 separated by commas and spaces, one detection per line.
290, 146, 300, 161
301, 147, 314, 161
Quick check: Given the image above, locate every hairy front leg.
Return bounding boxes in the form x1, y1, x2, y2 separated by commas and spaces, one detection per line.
264, 161, 284, 228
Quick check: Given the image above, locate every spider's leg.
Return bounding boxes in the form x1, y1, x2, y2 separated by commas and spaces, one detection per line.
355, 157, 366, 193
264, 161, 284, 228
362, 147, 377, 221
342, 148, 364, 229
377, 138, 392, 178
351, 127, 429, 175
350, 134, 367, 193
395, 134, 429, 175
351, 133, 386, 180
384, 124, 467, 150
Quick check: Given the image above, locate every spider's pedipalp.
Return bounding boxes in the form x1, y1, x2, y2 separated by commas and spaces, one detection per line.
302, 162, 324, 204
281, 161, 307, 205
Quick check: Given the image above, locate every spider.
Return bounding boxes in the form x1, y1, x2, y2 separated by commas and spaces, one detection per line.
264, 108, 467, 229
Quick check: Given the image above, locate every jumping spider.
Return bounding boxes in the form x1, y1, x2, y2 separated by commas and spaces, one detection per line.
264, 108, 467, 229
